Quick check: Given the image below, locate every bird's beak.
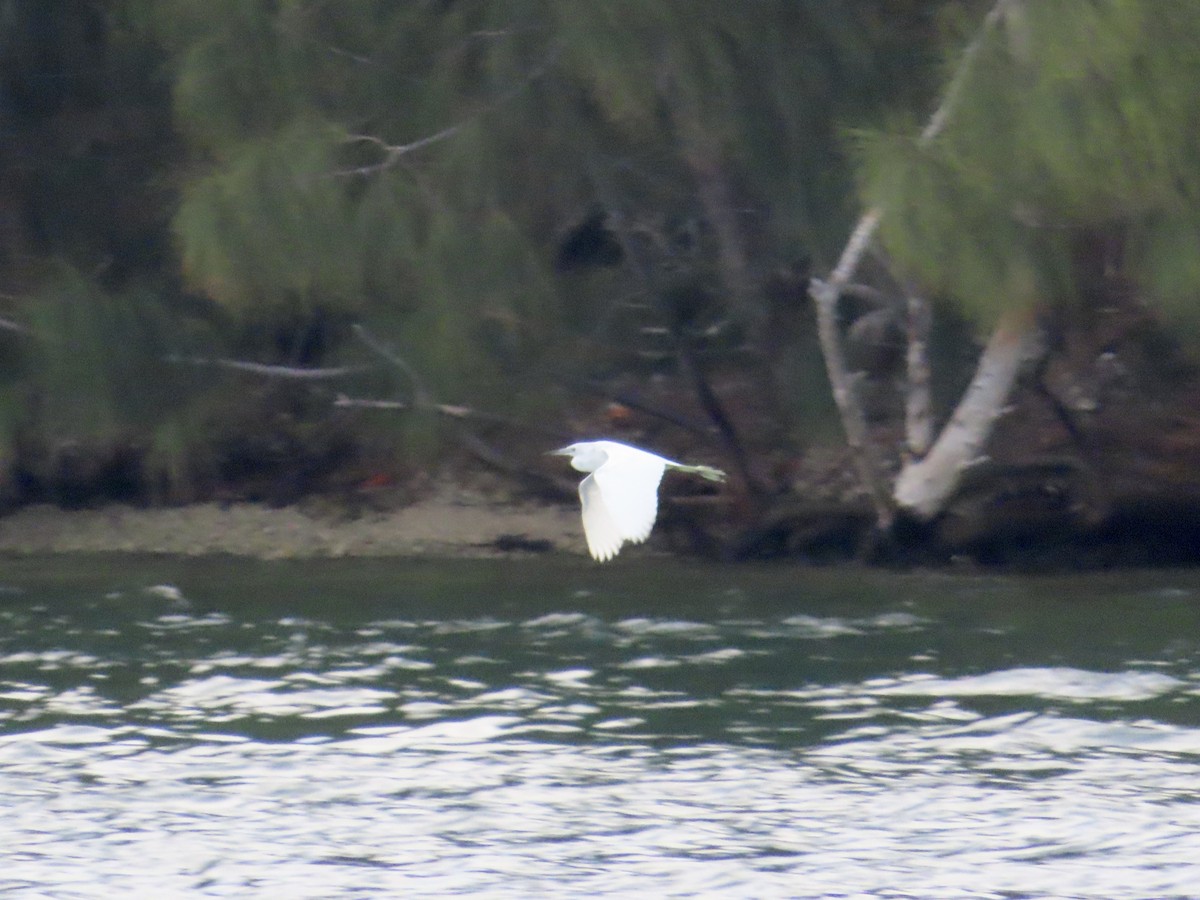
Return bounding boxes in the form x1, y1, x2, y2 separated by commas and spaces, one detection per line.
548, 448, 569, 457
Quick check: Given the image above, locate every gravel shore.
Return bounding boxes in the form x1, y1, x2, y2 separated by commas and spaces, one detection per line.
0, 493, 584, 559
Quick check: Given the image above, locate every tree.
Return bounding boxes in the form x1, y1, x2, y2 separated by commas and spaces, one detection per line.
0, 1, 211, 502
818, 0, 1200, 531
150, 1, 935, 466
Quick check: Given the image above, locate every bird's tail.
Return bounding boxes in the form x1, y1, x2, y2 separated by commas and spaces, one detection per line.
671, 463, 728, 483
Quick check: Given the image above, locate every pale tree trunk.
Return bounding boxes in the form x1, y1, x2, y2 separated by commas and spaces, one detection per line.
893, 309, 1043, 519
904, 291, 934, 458
807, 0, 1013, 532
811, 269, 895, 530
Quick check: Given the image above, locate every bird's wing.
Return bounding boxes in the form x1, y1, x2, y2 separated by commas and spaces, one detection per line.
578, 473, 626, 561
591, 456, 665, 544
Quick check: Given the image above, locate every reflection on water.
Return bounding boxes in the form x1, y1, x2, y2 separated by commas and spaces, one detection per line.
2, 557, 1200, 898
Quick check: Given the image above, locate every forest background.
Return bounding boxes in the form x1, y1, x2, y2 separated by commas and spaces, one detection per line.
3, 0, 1200, 566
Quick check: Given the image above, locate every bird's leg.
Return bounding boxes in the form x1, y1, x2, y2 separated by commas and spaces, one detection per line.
667, 463, 728, 483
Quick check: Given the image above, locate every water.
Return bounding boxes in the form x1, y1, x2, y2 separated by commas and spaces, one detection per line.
2, 556, 1200, 899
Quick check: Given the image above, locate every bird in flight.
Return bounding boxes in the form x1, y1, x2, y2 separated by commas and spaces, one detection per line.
551, 440, 726, 561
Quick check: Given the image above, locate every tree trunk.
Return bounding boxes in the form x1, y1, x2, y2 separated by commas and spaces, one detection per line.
893, 309, 1043, 520
811, 274, 895, 530
806, 0, 1013, 532
904, 291, 934, 458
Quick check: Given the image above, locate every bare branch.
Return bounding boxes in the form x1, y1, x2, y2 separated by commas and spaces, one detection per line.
324, 44, 377, 67
164, 356, 370, 379
334, 395, 469, 417
810, 277, 896, 530
336, 122, 467, 176
828, 207, 884, 292
350, 323, 433, 404
919, 0, 1014, 145
0, 316, 31, 335
600, 197, 759, 493
335, 43, 563, 178
808, 0, 1014, 532
827, 0, 1013, 291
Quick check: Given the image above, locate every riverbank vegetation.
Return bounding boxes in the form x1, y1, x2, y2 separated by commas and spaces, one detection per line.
2, 1, 1200, 566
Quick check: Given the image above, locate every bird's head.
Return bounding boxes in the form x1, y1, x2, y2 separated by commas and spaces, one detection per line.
549, 441, 609, 473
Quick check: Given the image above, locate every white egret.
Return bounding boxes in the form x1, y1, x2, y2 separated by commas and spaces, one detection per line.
551, 440, 727, 561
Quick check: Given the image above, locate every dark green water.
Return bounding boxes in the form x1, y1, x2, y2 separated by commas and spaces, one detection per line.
2, 556, 1200, 898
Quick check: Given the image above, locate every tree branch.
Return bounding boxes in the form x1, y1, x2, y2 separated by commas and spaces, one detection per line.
810, 277, 895, 529
0, 316, 31, 335
164, 355, 370, 379
807, 0, 1014, 531
894, 309, 1043, 519
350, 323, 432, 404
600, 200, 758, 493
334, 43, 563, 177
336, 124, 466, 177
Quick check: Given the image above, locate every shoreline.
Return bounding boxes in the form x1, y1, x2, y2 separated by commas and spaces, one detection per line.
6, 488, 1200, 570
0, 494, 586, 560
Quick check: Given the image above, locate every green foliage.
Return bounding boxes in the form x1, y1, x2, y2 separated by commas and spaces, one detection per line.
858, 0, 1200, 322
1, 267, 220, 500
1135, 213, 1200, 333
0, 0, 955, 490
157, 1, 574, 412
152, 0, 305, 147
552, 1, 919, 263
22, 268, 206, 441
154, 1, 929, 376
175, 118, 362, 314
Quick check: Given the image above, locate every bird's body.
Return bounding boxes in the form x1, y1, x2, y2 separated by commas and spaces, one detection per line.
551, 440, 726, 561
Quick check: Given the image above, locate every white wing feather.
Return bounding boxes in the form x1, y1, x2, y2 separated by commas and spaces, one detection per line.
578, 473, 626, 561
593, 457, 663, 541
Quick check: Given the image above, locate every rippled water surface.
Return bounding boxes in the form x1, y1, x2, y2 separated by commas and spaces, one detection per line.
3, 556, 1200, 898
